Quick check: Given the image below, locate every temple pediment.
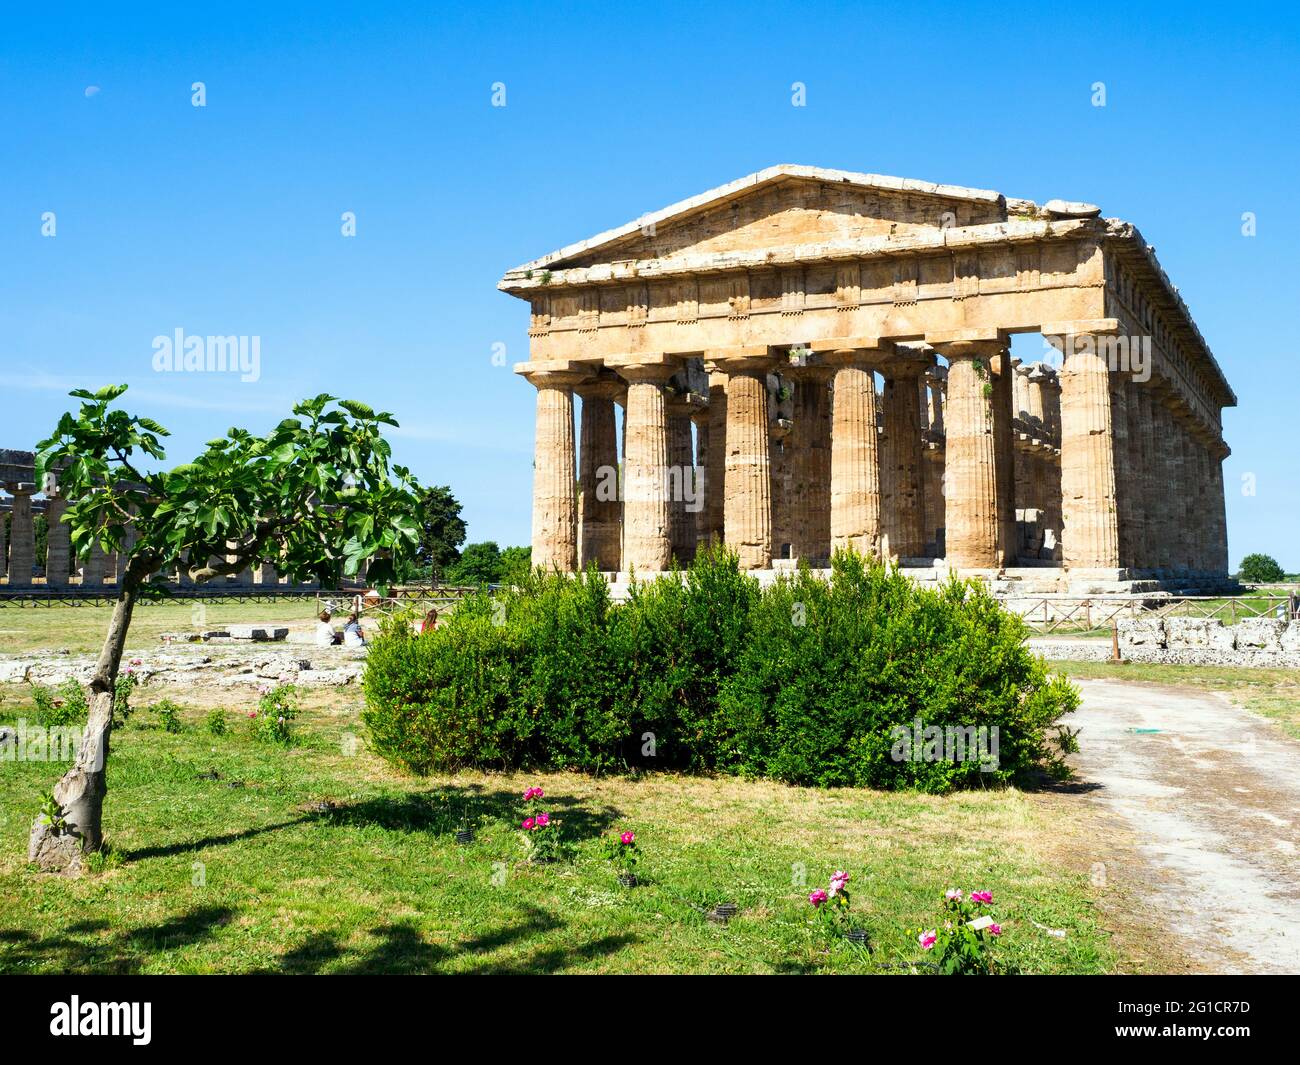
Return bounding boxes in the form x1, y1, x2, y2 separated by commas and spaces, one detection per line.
506, 165, 1008, 275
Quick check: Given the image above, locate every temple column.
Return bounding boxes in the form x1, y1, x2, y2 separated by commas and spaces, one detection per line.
1164, 406, 1188, 573
665, 393, 698, 565
576, 378, 624, 571
1048, 328, 1121, 571
610, 358, 677, 572
1209, 443, 1230, 575
930, 339, 1003, 570
1014, 363, 1040, 559
711, 351, 775, 570
769, 407, 794, 562
44, 494, 71, 588
1183, 432, 1201, 574
880, 355, 928, 559
1023, 366, 1047, 557
827, 346, 886, 558
702, 371, 728, 548
991, 350, 1017, 566
81, 542, 108, 587
257, 563, 281, 587
1192, 437, 1210, 575
691, 405, 710, 550
1108, 373, 1133, 569
7, 485, 35, 587
925, 366, 947, 555
519, 365, 584, 572
1039, 369, 1063, 561
790, 364, 833, 561
1029, 371, 1060, 561
1157, 397, 1180, 573
1132, 386, 1157, 573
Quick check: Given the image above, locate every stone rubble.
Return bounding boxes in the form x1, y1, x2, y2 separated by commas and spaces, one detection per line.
0, 644, 367, 690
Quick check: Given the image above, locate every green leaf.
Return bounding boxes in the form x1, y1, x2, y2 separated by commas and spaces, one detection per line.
338, 399, 375, 420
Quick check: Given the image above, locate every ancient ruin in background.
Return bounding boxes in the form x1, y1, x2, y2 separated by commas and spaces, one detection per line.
0, 448, 322, 593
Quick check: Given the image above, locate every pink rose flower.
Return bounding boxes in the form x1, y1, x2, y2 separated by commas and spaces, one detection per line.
970, 890, 993, 904
829, 870, 850, 890
989, 923, 1002, 936
919, 930, 937, 950
809, 889, 828, 907
620, 831, 635, 845
522, 818, 535, 831
536, 812, 550, 826
522, 786, 544, 801
945, 888, 962, 901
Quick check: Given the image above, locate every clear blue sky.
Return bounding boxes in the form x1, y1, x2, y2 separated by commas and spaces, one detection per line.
3, 2, 1296, 568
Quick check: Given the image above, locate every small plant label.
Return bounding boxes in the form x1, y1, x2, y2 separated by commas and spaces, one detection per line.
966, 915, 995, 931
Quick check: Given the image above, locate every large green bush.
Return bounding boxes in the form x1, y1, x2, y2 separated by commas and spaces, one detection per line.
362, 548, 1078, 791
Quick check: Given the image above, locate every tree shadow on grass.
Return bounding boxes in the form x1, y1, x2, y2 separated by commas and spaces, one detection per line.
274, 903, 635, 975
119, 817, 313, 862
323, 784, 624, 844
0, 906, 236, 974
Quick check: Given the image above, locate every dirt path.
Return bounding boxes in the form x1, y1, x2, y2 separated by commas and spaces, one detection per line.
1071, 679, 1300, 974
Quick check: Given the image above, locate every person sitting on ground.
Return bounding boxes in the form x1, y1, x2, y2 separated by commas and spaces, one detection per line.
315, 610, 340, 647
342, 612, 366, 648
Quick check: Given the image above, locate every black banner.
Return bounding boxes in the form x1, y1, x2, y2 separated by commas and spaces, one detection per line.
0, 974, 1292, 1051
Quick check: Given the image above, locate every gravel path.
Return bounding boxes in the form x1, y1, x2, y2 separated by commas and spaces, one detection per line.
1072, 679, 1300, 974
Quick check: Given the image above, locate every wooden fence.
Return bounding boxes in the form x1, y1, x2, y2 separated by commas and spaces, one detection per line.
1013, 594, 1298, 634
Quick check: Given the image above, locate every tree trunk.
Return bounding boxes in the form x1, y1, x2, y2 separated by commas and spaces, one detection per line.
28, 576, 140, 873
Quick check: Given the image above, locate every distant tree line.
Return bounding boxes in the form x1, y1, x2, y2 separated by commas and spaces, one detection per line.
396, 484, 530, 587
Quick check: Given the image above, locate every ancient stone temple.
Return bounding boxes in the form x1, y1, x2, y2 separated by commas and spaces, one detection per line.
499, 166, 1236, 593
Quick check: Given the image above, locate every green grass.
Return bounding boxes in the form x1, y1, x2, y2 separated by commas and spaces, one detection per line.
0, 599, 321, 656
0, 687, 1117, 974
1047, 660, 1300, 739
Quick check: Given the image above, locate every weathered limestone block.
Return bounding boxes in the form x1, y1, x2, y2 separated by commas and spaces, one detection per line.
1118, 617, 1166, 651
1281, 622, 1300, 653
1234, 618, 1286, 652
1165, 617, 1234, 650
228, 626, 290, 642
